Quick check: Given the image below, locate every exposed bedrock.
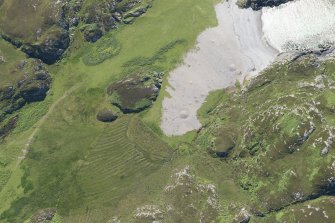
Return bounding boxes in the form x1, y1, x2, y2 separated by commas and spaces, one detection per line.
0, 59, 51, 122
21, 28, 70, 65
237, 0, 293, 10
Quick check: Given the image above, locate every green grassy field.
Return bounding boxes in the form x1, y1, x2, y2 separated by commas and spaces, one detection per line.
0, 0, 221, 222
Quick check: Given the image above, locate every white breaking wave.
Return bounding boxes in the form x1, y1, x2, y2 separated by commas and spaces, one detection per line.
262, 0, 335, 51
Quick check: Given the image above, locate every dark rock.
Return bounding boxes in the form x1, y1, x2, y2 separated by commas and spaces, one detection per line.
0, 86, 15, 100
0, 34, 22, 48
96, 109, 118, 122
82, 24, 103, 42
19, 82, 50, 102
238, 0, 293, 10
0, 59, 51, 122
21, 28, 70, 65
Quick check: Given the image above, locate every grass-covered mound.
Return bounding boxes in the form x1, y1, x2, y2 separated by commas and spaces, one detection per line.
107, 71, 163, 113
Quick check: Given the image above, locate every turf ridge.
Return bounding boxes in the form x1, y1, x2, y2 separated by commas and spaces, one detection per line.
77, 116, 168, 209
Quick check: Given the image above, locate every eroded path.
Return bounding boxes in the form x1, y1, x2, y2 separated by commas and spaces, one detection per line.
18, 84, 81, 161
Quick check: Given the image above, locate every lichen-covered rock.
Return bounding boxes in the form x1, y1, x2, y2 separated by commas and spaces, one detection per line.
29, 208, 55, 223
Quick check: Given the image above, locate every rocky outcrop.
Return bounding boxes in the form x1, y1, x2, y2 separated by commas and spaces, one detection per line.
0, 59, 51, 122
21, 28, 70, 65
237, 0, 293, 10
0, 0, 153, 64
29, 208, 55, 223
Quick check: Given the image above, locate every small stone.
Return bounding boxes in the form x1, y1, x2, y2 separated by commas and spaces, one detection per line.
229, 64, 237, 72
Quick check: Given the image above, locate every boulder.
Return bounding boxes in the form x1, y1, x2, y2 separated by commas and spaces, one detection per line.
82, 24, 103, 42
96, 110, 118, 122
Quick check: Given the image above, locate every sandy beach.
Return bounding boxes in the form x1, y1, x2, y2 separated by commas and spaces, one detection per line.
161, 0, 277, 136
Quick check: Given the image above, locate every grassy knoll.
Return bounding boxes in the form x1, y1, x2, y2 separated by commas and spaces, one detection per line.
0, 0, 221, 222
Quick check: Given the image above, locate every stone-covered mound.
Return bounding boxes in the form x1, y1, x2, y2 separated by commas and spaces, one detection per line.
107, 71, 163, 113
197, 55, 335, 220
